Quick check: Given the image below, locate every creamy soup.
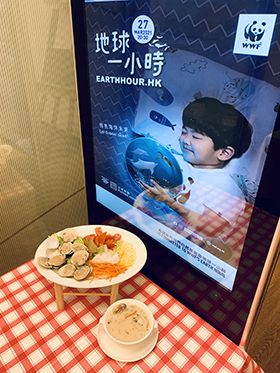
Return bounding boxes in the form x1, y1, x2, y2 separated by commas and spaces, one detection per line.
107, 304, 150, 342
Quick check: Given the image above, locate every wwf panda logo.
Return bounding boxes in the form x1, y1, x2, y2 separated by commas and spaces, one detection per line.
244, 20, 266, 42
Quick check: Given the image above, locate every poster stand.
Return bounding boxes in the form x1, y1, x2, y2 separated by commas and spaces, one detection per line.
70, 0, 280, 346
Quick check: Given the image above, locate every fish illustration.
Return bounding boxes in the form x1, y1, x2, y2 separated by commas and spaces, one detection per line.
128, 158, 158, 175
131, 148, 149, 157
142, 85, 173, 106
156, 151, 179, 170
223, 74, 256, 104
148, 36, 178, 53
150, 111, 176, 131
149, 37, 168, 50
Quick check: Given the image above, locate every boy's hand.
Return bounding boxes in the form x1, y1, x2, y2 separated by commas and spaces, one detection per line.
138, 180, 172, 204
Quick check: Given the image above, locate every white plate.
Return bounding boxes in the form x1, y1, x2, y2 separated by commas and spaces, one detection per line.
97, 317, 158, 362
34, 225, 147, 288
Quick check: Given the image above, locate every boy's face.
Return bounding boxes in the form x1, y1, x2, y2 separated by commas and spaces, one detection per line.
179, 127, 224, 168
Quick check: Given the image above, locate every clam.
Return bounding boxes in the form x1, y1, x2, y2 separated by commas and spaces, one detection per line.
58, 264, 76, 277
71, 250, 89, 266
48, 253, 66, 267
37, 256, 52, 268
72, 243, 87, 252
73, 265, 92, 281
59, 228, 78, 243
45, 235, 60, 250
113, 303, 127, 314
59, 242, 74, 255
133, 316, 144, 325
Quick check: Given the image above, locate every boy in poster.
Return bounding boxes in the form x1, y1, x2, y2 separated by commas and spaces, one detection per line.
136, 97, 253, 262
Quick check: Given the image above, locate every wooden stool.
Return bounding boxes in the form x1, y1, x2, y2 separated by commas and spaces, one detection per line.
54, 282, 120, 310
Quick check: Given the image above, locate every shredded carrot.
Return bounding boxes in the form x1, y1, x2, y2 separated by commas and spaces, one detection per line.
87, 261, 128, 282
146, 321, 149, 330
125, 310, 137, 318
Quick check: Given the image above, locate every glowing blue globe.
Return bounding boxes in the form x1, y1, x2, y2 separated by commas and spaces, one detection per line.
126, 137, 183, 195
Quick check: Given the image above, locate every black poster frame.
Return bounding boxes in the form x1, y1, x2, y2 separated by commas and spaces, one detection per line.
70, 0, 280, 346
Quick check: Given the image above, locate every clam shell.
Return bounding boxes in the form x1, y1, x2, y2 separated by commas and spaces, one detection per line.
72, 243, 87, 252
113, 303, 127, 314
45, 235, 60, 250
37, 256, 52, 268
59, 242, 74, 255
71, 250, 89, 266
73, 265, 92, 281
48, 254, 66, 267
59, 228, 78, 243
58, 264, 76, 277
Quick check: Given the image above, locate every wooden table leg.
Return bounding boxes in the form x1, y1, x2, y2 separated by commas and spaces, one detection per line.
110, 283, 119, 304
54, 283, 64, 310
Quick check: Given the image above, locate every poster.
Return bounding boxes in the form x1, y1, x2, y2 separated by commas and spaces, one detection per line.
83, 0, 279, 290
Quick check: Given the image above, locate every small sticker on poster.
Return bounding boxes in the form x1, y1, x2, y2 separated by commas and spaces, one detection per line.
132, 15, 155, 44
233, 14, 277, 56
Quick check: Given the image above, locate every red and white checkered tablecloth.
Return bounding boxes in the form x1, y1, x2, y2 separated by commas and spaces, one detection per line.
0, 260, 264, 373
